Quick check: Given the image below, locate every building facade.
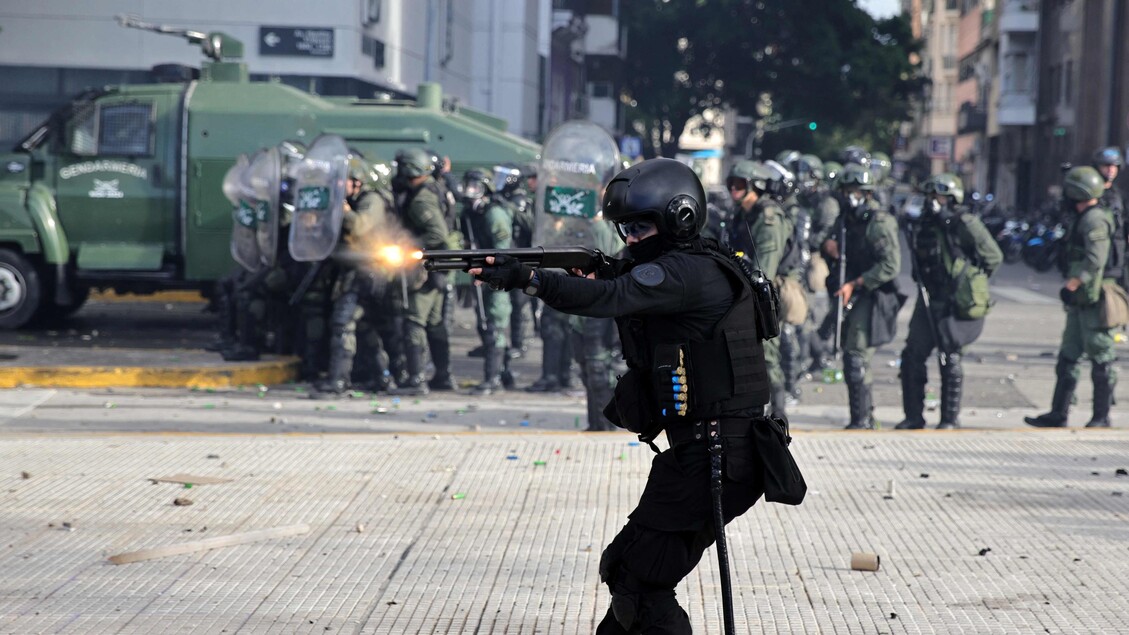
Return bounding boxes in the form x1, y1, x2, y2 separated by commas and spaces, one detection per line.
0, 0, 625, 148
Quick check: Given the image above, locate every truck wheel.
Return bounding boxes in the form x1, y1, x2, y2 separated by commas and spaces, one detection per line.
0, 248, 42, 329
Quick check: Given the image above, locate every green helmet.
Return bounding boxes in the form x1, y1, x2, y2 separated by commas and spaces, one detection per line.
1062, 166, 1106, 201
776, 149, 801, 167
824, 160, 843, 186
921, 173, 964, 204
797, 154, 824, 182
395, 147, 433, 178
728, 160, 774, 193
348, 155, 371, 183
838, 162, 874, 191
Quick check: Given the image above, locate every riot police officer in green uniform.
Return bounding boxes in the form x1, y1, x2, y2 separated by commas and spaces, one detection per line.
726, 160, 794, 418
495, 164, 536, 358
460, 168, 516, 395
314, 156, 397, 396
1092, 147, 1126, 286
392, 147, 452, 395
1026, 166, 1119, 429
795, 154, 840, 375
822, 163, 902, 429
468, 158, 775, 634
896, 173, 1002, 429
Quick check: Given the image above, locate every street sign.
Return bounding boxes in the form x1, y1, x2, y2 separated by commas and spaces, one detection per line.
259, 26, 334, 57
928, 136, 952, 159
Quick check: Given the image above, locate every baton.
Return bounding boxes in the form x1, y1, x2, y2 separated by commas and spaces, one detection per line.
708, 419, 736, 635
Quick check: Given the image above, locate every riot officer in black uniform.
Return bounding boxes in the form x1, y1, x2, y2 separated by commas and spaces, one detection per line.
469, 158, 773, 634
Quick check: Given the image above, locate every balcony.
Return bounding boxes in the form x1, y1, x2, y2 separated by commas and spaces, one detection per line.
582, 15, 622, 57
958, 101, 987, 134
999, 0, 1039, 32
997, 92, 1035, 126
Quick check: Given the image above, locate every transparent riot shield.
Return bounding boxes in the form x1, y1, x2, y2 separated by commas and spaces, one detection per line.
532, 120, 621, 249
288, 134, 348, 262
247, 146, 282, 267
222, 153, 260, 272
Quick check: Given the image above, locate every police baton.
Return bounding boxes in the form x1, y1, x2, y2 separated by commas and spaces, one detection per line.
708, 419, 736, 635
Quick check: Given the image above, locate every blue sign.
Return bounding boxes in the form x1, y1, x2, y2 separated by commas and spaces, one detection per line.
619, 136, 643, 159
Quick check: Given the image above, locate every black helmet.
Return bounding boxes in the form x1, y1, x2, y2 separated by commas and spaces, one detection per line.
395, 147, 433, 178
840, 145, 871, 168
763, 160, 797, 200
1093, 146, 1124, 169
603, 158, 706, 242
493, 164, 523, 195
462, 167, 494, 202
425, 148, 444, 177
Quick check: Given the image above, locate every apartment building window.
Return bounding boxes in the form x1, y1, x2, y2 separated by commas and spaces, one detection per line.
1062, 60, 1073, 106
946, 0, 958, 9
1005, 52, 1031, 92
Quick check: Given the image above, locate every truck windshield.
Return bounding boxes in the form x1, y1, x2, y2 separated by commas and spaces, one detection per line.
13, 89, 106, 153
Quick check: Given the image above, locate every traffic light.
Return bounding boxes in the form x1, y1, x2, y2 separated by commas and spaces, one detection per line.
808, 121, 818, 131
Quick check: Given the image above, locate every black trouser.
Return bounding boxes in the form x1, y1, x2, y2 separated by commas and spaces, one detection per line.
597, 431, 765, 633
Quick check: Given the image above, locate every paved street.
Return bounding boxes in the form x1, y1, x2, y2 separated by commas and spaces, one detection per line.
3, 262, 1129, 633
2, 430, 1127, 634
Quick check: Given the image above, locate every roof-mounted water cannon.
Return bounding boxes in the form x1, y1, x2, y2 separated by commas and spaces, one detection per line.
116, 14, 248, 82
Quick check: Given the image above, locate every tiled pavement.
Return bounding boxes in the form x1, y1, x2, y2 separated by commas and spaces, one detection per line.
2, 429, 1128, 634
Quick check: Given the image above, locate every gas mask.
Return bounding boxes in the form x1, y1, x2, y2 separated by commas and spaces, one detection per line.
390, 173, 411, 193
928, 198, 944, 215
847, 191, 865, 210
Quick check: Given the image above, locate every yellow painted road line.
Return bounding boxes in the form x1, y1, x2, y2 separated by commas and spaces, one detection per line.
0, 358, 297, 389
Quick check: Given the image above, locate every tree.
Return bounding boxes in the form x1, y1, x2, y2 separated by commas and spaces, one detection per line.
620, 0, 924, 158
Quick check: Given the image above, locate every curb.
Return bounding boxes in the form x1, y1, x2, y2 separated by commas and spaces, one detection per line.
89, 290, 206, 304
0, 357, 298, 389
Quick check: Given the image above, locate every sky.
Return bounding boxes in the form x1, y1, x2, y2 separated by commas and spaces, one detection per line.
859, 0, 901, 19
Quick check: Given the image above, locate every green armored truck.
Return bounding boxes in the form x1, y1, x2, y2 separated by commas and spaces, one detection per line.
0, 17, 538, 329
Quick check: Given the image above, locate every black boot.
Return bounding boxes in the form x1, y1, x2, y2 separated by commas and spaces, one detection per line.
314, 344, 353, 397
895, 358, 927, 429
526, 336, 563, 392
471, 346, 505, 395
845, 381, 875, 429
426, 326, 457, 391
1086, 361, 1115, 428
937, 353, 963, 429
221, 307, 260, 361
500, 350, 517, 389
391, 344, 429, 396
1025, 358, 1077, 428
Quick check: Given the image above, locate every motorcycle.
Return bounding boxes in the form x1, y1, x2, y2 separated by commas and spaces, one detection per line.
1022, 222, 1065, 272
995, 219, 1029, 264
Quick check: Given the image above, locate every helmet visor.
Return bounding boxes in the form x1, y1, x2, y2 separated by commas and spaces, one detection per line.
923, 180, 957, 197
463, 180, 486, 201
615, 219, 657, 240
726, 176, 748, 192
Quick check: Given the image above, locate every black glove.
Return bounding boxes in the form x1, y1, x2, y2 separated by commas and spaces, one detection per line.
1060, 286, 1078, 306
475, 254, 533, 291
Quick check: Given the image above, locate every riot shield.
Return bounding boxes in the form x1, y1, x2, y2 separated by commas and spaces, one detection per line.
222, 153, 260, 272
288, 134, 348, 262
533, 120, 621, 249
247, 146, 282, 267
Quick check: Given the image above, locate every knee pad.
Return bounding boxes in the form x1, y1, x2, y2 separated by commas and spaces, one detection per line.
940, 352, 963, 381
844, 353, 867, 385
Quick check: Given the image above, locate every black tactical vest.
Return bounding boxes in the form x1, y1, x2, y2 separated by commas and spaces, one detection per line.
842, 212, 878, 281
615, 246, 771, 421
